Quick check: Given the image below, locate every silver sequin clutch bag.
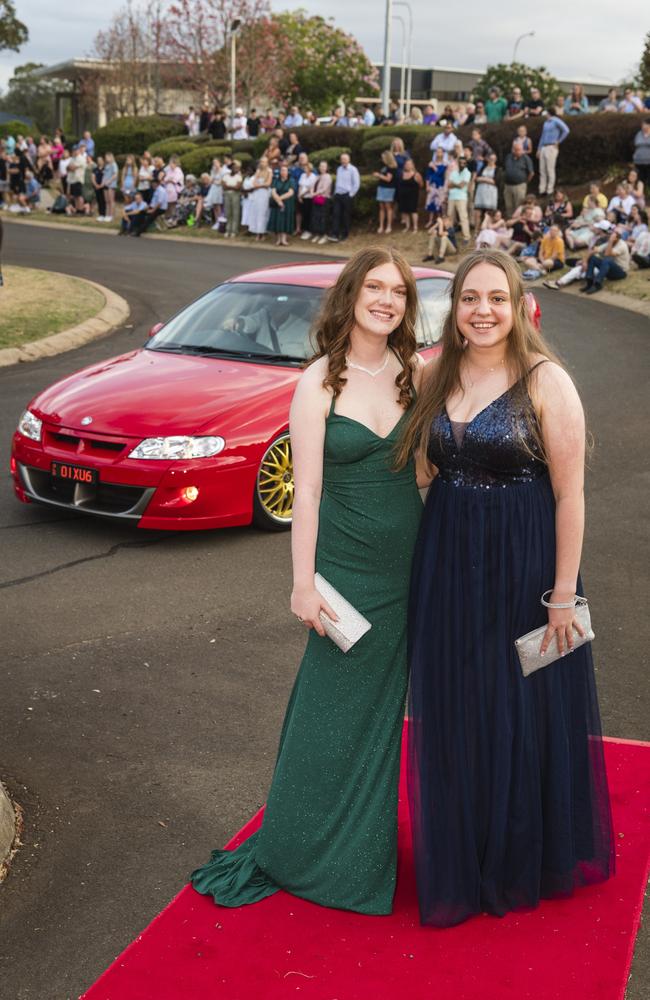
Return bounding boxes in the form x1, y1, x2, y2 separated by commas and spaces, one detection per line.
314, 572, 372, 653
515, 596, 594, 677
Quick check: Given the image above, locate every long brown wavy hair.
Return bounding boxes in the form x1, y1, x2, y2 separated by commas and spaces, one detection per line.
395, 249, 567, 467
308, 246, 419, 409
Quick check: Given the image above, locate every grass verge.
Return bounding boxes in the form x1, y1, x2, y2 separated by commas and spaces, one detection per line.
0, 265, 106, 349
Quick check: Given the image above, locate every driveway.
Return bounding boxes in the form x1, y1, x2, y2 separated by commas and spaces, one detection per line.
0, 224, 647, 999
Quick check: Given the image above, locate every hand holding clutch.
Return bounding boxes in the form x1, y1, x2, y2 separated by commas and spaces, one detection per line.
315, 573, 372, 653
515, 595, 594, 677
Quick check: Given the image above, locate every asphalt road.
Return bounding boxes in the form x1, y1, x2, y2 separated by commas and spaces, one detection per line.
0, 224, 648, 999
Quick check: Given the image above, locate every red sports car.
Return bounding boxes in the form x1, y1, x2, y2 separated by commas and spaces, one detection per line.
11, 261, 539, 532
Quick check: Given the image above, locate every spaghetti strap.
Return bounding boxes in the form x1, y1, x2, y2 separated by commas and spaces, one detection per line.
527, 359, 550, 374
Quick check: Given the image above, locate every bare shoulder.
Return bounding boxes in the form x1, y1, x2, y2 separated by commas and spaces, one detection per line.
530, 358, 583, 414
292, 357, 331, 411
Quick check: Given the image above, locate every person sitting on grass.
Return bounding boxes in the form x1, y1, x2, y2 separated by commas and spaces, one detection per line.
15, 170, 40, 212
581, 229, 631, 293
129, 172, 168, 236
631, 227, 650, 268
119, 191, 148, 235
475, 209, 510, 248
582, 182, 608, 211
506, 204, 541, 256
565, 195, 606, 248
422, 213, 457, 263
543, 189, 573, 230
524, 223, 566, 272
607, 183, 634, 224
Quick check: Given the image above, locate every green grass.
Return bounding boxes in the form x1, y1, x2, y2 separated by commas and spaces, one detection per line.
0, 266, 106, 349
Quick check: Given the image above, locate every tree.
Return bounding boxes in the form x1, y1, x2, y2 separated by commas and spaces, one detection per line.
637, 32, 650, 92
0, 0, 28, 53
0, 62, 63, 133
473, 63, 564, 108
268, 11, 379, 113
93, 1, 168, 118
162, 0, 272, 106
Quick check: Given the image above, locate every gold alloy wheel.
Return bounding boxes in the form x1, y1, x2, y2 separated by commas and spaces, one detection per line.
256, 434, 294, 526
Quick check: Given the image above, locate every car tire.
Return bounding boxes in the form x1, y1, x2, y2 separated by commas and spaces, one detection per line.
252, 432, 294, 531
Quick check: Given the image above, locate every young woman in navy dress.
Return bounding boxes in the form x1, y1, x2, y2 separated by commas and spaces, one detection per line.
398, 249, 614, 927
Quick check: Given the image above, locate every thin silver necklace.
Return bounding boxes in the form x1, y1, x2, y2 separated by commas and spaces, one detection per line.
464, 357, 505, 388
346, 350, 390, 378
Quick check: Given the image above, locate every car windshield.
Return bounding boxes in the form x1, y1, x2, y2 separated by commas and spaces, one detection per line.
147, 277, 450, 362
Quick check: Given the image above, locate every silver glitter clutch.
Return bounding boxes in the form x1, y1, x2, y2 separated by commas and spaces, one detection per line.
314, 573, 372, 653
515, 596, 594, 677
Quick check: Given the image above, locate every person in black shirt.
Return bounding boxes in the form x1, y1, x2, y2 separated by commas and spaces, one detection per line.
208, 111, 227, 141
524, 87, 545, 117
247, 109, 260, 137
199, 104, 211, 133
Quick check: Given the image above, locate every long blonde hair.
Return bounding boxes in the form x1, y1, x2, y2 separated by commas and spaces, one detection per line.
396, 249, 566, 467
309, 246, 418, 410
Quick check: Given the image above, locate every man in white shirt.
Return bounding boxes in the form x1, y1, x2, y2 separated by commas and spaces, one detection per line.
429, 121, 458, 163
328, 153, 360, 242
607, 184, 635, 221
363, 105, 376, 126
284, 106, 304, 128
67, 142, 88, 213
231, 109, 248, 140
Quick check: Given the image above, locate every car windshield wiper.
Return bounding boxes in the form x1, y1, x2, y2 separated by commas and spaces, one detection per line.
149, 344, 304, 362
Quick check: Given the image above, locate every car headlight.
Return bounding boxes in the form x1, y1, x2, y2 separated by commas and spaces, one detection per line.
18, 409, 42, 442
128, 435, 226, 460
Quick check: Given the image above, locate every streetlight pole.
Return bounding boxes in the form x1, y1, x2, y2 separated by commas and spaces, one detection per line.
512, 30, 535, 64
395, 1, 413, 117
393, 15, 406, 118
381, 0, 392, 117
230, 17, 241, 139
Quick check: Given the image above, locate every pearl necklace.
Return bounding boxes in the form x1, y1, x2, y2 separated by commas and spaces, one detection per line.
346, 351, 390, 378
464, 357, 505, 388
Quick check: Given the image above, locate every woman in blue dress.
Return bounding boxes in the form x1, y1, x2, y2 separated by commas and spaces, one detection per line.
398, 249, 614, 927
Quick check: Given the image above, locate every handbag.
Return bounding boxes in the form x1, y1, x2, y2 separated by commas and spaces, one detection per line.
314, 573, 371, 653
313, 194, 327, 205
515, 592, 594, 677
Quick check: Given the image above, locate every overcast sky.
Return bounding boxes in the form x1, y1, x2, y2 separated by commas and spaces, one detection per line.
0, 0, 645, 93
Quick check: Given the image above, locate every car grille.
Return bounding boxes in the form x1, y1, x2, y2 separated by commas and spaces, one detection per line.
18, 464, 154, 519
44, 428, 129, 457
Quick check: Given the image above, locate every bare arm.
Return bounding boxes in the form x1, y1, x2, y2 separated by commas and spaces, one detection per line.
414, 357, 437, 488
289, 363, 337, 634
533, 362, 587, 655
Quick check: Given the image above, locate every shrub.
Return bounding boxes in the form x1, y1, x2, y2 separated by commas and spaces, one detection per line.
94, 115, 185, 157
148, 138, 196, 158
180, 145, 234, 175
295, 126, 365, 157
361, 134, 399, 153
232, 139, 256, 155
0, 119, 39, 139
308, 146, 351, 169
352, 175, 378, 223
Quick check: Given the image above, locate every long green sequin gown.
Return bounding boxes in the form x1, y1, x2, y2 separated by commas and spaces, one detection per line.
191, 396, 422, 914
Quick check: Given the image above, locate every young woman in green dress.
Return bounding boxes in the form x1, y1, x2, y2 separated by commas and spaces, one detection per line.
268, 163, 295, 246
191, 247, 425, 914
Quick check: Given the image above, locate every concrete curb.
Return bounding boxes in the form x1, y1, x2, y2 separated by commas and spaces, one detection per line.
0, 780, 16, 868
0, 272, 130, 367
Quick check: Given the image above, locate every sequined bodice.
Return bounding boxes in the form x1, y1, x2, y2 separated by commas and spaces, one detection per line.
428, 381, 548, 488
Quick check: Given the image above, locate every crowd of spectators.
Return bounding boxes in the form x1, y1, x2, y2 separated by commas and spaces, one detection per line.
1, 89, 649, 280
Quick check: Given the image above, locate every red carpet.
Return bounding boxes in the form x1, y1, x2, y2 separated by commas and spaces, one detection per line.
82, 729, 649, 1000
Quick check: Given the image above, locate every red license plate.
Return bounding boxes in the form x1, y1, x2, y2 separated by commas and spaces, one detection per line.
51, 462, 98, 485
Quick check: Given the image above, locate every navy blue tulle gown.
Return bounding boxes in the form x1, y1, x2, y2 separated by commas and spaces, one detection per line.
408, 363, 615, 928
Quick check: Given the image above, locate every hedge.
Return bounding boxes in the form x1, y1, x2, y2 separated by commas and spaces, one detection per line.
456, 112, 647, 187
307, 146, 351, 169
148, 137, 196, 158
180, 146, 251, 175
94, 115, 185, 157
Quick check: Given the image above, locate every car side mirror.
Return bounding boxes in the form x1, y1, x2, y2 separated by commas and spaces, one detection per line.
148, 322, 164, 338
